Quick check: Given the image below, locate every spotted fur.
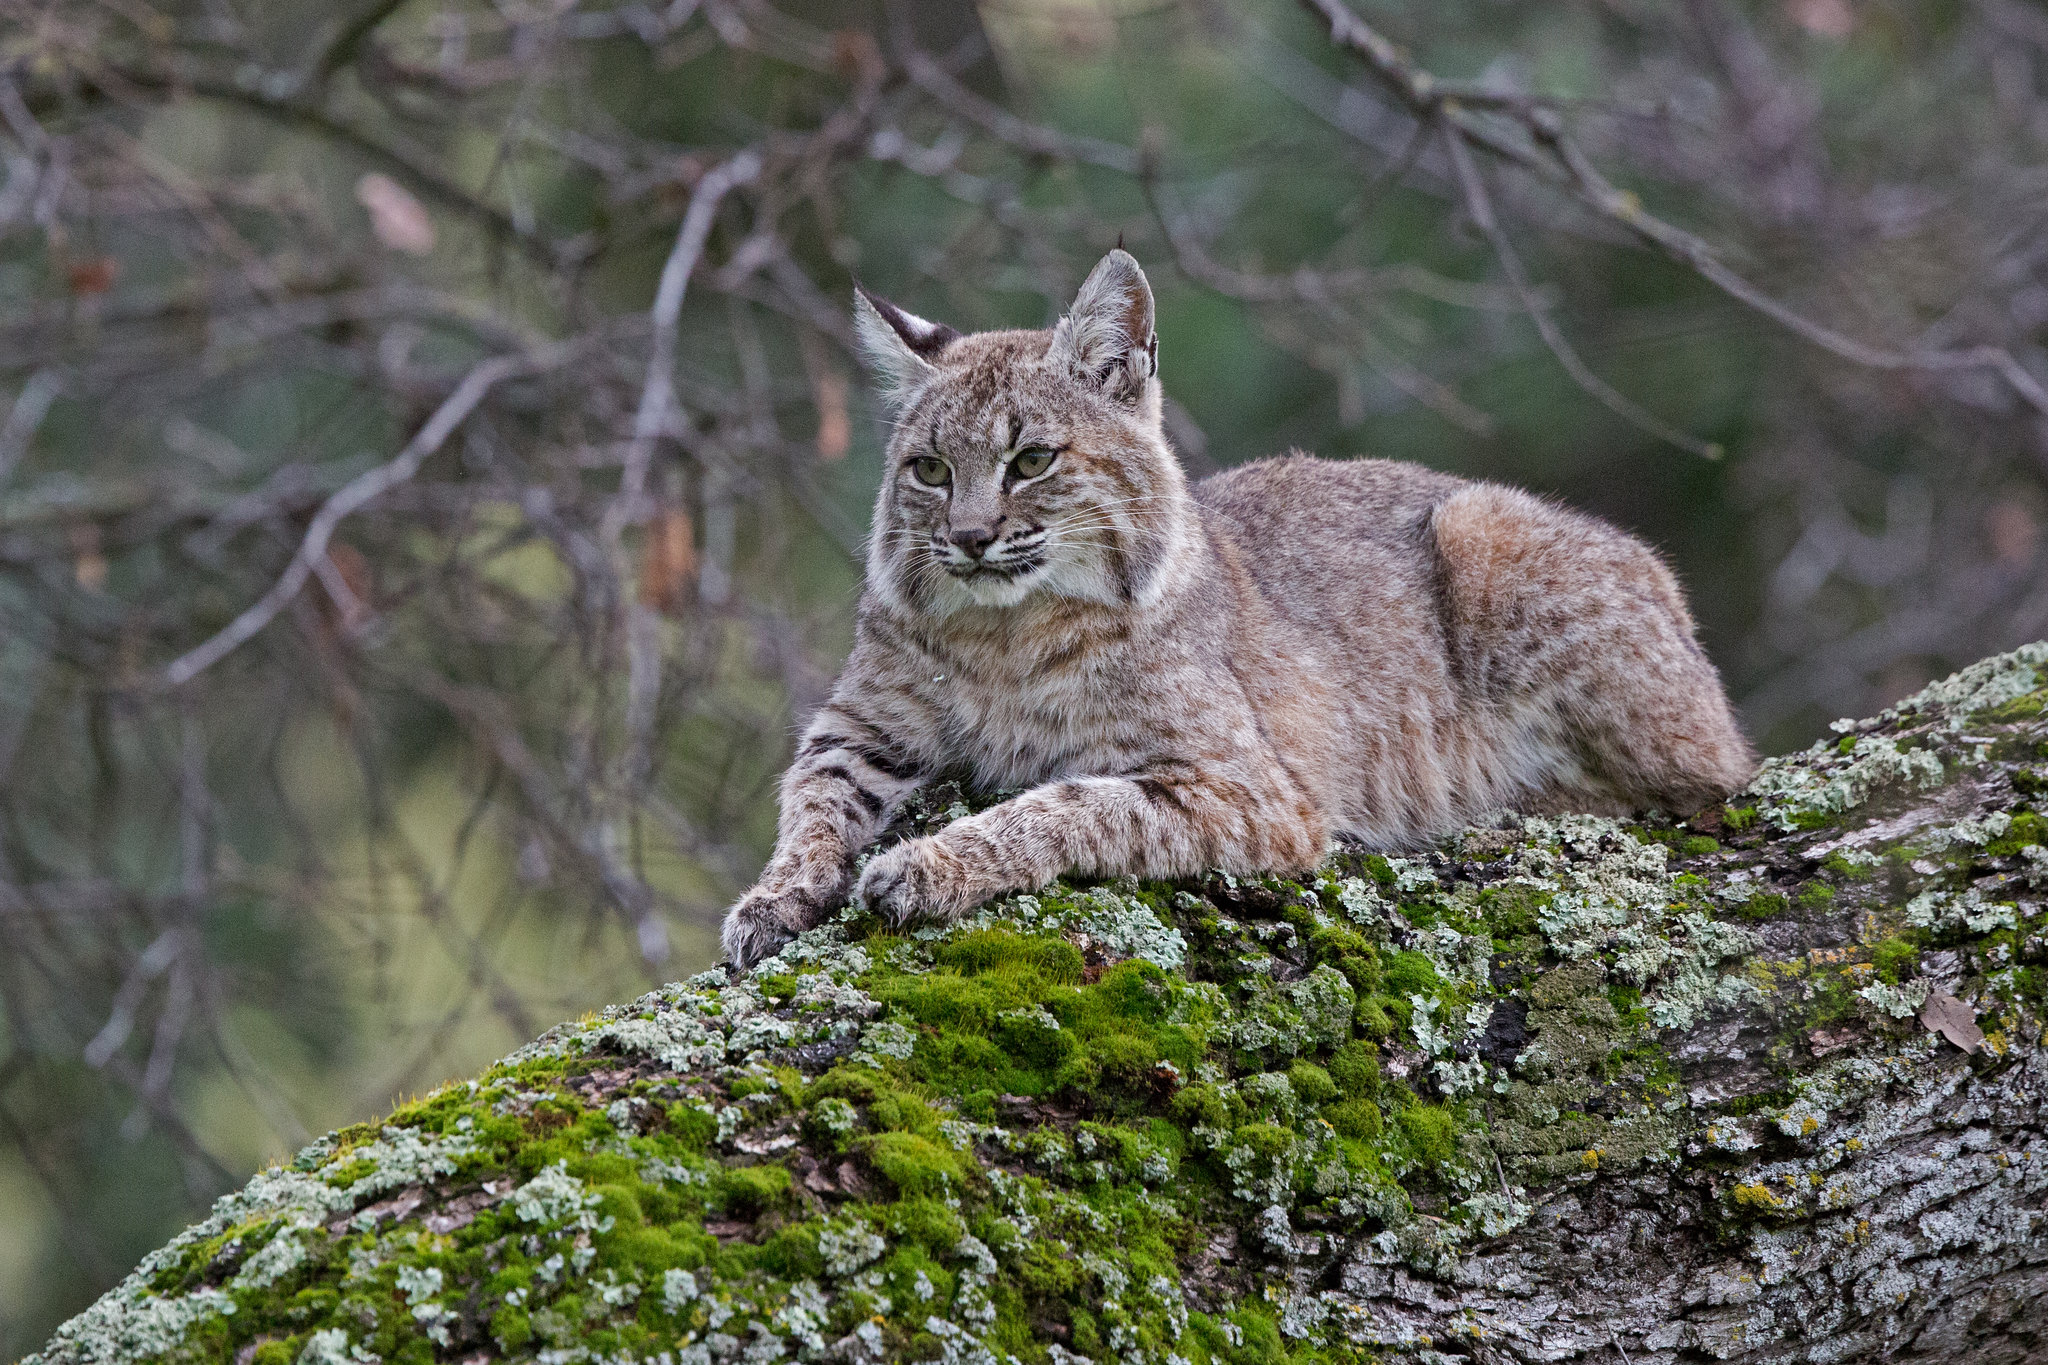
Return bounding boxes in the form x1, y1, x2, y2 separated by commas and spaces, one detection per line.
720, 250, 1755, 967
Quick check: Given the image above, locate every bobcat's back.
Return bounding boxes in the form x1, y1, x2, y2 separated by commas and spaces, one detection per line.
1194, 453, 1463, 647
1193, 452, 1751, 838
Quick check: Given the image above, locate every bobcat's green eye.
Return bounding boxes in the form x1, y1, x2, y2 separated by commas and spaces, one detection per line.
910, 456, 951, 487
1010, 448, 1055, 480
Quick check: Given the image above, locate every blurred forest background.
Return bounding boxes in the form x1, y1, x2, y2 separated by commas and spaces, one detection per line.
4, 0, 2048, 1347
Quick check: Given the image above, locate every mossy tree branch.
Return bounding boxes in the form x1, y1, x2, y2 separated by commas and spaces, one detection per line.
28, 645, 2048, 1365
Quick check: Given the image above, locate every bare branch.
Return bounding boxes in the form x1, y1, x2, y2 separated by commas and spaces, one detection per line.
160, 342, 578, 689
1440, 121, 1722, 459
1298, 0, 2048, 420
605, 150, 764, 555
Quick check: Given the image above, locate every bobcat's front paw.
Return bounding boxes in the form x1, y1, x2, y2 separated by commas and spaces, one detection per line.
721, 886, 824, 971
854, 838, 977, 927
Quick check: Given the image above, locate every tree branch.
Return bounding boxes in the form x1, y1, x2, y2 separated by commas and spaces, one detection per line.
159, 342, 579, 689
1298, 0, 2048, 420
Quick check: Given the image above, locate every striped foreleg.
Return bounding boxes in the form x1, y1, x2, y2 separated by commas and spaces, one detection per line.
721, 714, 925, 967
851, 761, 1326, 927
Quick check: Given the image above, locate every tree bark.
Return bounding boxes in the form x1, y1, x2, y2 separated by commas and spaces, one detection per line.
27, 645, 2048, 1365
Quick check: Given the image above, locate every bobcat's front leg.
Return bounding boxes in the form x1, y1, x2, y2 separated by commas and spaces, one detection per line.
854, 763, 1325, 925
722, 712, 924, 968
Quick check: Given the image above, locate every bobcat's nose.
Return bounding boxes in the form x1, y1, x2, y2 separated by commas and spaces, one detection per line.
949, 524, 1000, 559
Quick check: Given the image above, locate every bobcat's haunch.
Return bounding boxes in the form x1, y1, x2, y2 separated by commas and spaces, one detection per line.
720, 249, 1754, 970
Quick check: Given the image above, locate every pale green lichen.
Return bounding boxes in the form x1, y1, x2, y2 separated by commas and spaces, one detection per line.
1858, 979, 1930, 1018
1883, 639, 2047, 726
1906, 886, 2019, 934
1745, 734, 1946, 832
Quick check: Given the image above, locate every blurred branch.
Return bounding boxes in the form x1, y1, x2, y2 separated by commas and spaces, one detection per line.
74, 63, 565, 270
308, 0, 411, 87
160, 340, 582, 689
606, 150, 763, 555
1439, 122, 1721, 458
0, 370, 60, 484
1299, 0, 2048, 419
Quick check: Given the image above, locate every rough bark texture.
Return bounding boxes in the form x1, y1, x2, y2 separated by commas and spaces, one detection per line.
25, 645, 2048, 1365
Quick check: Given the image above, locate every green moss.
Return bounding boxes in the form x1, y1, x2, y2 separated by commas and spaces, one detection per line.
1229, 1121, 1294, 1163
1976, 687, 2047, 723
860, 1132, 964, 1197
1308, 923, 1385, 995
2012, 964, 2047, 1005
1351, 997, 1394, 1040
1729, 891, 1791, 922
1986, 811, 2047, 856
1681, 835, 1721, 857
1170, 1082, 1233, 1130
1394, 1104, 1457, 1171
1324, 1098, 1383, 1141
1796, 881, 1837, 908
937, 929, 1084, 985
1325, 1042, 1381, 1099
1477, 884, 1548, 942
1381, 950, 1442, 1000
1873, 936, 1920, 985
1724, 805, 1758, 830
710, 1163, 790, 1217
1285, 1061, 1339, 1105
1722, 1087, 1797, 1117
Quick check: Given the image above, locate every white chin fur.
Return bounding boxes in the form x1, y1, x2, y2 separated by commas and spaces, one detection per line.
951, 569, 1038, 609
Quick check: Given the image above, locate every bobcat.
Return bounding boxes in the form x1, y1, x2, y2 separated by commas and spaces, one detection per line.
720, 249, 1754, 968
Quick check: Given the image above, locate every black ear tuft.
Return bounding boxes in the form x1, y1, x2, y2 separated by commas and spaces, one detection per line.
854, 284, 961, 359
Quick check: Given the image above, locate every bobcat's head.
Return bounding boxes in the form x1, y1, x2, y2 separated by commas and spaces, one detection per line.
854, 250, 1190, 616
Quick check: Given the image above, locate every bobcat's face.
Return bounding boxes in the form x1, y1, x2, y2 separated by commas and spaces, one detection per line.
856, 251, 1188, 617
887, 402, 1063, 609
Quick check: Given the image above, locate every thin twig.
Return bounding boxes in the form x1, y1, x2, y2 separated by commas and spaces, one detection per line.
1298, 0, 2048, 420
77, 62, 561, 270
0, 368, 60, 483
604, 149, 762, 554
161, 343, 574, 688
1440, 121, 1723, 459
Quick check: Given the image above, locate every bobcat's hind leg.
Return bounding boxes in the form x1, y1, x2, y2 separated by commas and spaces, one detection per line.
1431, 484, 1756, 818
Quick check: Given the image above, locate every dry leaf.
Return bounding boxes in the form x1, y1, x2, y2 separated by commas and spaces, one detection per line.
355, 172, 437, 256
814, 368, 850, 460
1808, 1025, 1860, 1057
1919, 990, 1984, 1055
1786, 0, 1853, 38
638, 508, 697, 614
66, 256, 121, 296
323, 542, 374, 631
70, 522, 106, 590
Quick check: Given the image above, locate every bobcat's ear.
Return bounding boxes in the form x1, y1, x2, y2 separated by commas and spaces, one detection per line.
853, 285, 959, 412
1051, 248, 1157, 403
